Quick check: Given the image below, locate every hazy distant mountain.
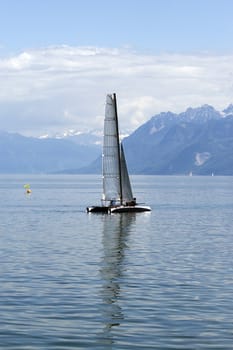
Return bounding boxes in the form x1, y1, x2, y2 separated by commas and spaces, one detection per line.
0, 131, 100, 173
39, 129, 103, 146
1, 104, 233, 175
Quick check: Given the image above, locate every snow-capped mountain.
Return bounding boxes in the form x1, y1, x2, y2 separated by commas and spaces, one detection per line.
1, 103, 233, 174
179, 104, 222, 122
38, 128, 130, 145
39, 129, 103, 146
0, 130, 101, 174
121, 103, 233, 175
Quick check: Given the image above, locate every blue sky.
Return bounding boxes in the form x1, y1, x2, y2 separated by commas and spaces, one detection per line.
1, 0, 233, 53
0, 0, 233, 136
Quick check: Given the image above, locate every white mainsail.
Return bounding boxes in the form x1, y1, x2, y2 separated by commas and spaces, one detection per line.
102, 94, 121, 205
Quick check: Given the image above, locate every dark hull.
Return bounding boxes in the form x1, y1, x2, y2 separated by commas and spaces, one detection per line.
110, 205, 151, 213
86, 205, 151, 214
86, 206, 109, 213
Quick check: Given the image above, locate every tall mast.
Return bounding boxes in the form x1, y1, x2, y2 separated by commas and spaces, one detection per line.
113, 93, 123, 205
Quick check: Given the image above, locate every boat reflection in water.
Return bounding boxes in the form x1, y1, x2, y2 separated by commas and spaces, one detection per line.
97, 213, 135, 346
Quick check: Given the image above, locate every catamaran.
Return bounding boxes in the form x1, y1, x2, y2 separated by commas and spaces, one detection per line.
86, 93, 151, 214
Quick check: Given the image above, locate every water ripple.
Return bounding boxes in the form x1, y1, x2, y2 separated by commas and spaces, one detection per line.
0, 175, 233, 349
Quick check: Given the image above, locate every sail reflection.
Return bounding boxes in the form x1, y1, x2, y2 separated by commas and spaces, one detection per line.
98, 213, 135, 346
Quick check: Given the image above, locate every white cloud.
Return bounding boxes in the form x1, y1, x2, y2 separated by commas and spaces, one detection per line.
0, 45, 233, 136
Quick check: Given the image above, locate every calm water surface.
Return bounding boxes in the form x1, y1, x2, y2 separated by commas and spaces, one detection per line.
0, 175, 233, 349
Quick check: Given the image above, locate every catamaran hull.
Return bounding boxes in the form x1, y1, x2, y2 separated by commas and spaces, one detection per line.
86, 206, 109, 213
110, 205, 151, 213
87, 205, 151, 214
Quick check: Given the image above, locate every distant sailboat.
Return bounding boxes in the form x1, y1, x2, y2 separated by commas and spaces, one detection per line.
87, 93, 151, 214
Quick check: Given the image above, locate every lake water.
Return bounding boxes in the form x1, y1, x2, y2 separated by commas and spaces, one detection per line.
0, 174, 233, 349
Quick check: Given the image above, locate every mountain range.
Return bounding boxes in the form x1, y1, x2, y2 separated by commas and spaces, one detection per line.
1, 103, 233, 175
0, 131, 101, 174
123, 104, 233, 175
77, 103, 233, 175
